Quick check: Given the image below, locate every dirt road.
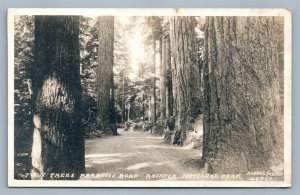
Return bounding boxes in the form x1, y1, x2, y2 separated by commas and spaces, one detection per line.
84, 129, 203, 180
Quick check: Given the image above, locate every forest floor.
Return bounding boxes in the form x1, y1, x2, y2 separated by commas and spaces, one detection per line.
82, 128, 206, 181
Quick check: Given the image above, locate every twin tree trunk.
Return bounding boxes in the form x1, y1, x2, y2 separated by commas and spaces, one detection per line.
31, 16, 84, 179
169, 17, 202, 145
96, 16, 117, 135
201, 17, 283, 173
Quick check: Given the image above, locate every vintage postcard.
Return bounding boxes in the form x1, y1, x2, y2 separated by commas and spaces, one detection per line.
8, 8, 292, 187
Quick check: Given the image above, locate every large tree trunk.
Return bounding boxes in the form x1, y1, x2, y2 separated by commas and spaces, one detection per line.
169, 17, 202, 145
160, 36, 167, 121
31, 16, 84, 179
150, 31, 157, 123
96, 16, 116, 134
201, 17, 283, 173
165, 35, 173, 118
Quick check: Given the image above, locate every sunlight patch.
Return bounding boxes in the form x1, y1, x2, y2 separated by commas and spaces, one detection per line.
85, 153, 139, 159
137, 145, 191, 150
125, 136, 164, 140
125, 161, 171, 170
90, 158, 123, 165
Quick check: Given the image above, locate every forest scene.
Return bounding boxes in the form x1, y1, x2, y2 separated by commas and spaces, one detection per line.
13, 14, 285, 182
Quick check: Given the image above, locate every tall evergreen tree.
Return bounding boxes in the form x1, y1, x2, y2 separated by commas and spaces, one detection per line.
150, 26, 157, 123
164, 35, 173, 119
169, 17, 202, 145
96, 16, 117, 134
160, 36, 167, 121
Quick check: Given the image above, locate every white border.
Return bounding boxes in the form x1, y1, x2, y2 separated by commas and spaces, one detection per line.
7, 8, 292, 188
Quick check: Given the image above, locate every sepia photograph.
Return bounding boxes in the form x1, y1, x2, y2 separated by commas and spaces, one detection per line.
7, 8, 292, 187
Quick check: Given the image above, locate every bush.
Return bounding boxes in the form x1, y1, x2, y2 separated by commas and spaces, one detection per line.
164, 129, 174, 144
151, 122, 165, 136
142, 121, 153, 132
124, 121, 133, 131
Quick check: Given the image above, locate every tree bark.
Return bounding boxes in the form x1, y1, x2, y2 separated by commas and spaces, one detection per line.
169, 17, 202, 145
31, 16, 84, 179
96, 16, 116, 134
201, 16, 283, 173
